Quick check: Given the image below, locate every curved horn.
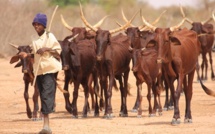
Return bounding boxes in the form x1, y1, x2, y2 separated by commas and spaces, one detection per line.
79, 2, 97, 32
140, 10, 166, 30
109, 10, 139, 34
9, 43, 19, 49
121, 8, 135, 27
61, 14, 73, 31
201, 17, 212, 24
213, 10, 215, 21
115, 20, 123, 27
93, 15, 109, 28
185, 17, 193, 24
68, 34, 79, 42
180, 4, 186, 18
170, 18, 185, 31
141, 15, 157, 31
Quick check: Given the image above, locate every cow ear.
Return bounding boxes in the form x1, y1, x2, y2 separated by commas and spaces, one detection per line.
10, 55, 19, 64
14, 61, 22, 68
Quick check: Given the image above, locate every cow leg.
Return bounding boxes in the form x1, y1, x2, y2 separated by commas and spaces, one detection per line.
184, 70, 195, 123
24, 81, 32, 119
155, 83, 162, 116
137, 83, 143, 117
151, 82, 158, 117
117, 76, 124, 116
32, 85, 40, 121
208, 51, 215, 80
99, 79, 105, 111
122, 69, 130, 117
63, 71, 72, 113
146, 81, 153, 117
172, 73, 184, 124
71, 81, 80, 118
82, 79, 90, 117
88, 74, 95, 112
204, 54, 208, 80
201, 53, 206, 80
132, 85, 140, 112
92, 70, 100, 116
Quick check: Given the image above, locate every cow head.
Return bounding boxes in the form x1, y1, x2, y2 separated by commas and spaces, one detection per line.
79, 2, 137, 61
10, 44, 34, 83
60, 34, 79, 70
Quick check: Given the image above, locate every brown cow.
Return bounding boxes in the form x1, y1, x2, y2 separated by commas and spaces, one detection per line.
60, 15, 107, 112
180, 7, 215, 80
79, 2, 137, 118
10, 44, 41, 120
62, 37, 99, 117
142, 16, 215, 124
130, 35, 163, 117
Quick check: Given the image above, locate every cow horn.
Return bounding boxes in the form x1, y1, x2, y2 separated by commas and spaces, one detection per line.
109, 10, 139, 34
179, 4, 186, 18
141, 15, 157, 31
128, 46, 133, 51
93, 15, 109, 28
68, 34, 79, 42
60, 14, 73, 31
79, 2, 97, 32
141, 47, 146, 51
115, 20, 123, 27
213, 10, 215, 21
170, 18, 186, 31
121, 8, 135, 27
9, 43, 19, 49
140, 10, 166, 30
201, 17, 212, 24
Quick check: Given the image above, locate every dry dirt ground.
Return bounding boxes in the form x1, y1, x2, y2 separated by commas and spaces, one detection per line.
0, 54, 215, 134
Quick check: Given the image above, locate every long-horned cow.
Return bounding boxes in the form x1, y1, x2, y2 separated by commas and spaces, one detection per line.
141, 14, 215, 124
79, 2, 137, 118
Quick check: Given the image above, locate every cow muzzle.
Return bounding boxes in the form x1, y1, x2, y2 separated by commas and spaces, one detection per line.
22, 69, 28, 73
157, 59, 163, 64
96, 56, 102, 61
63, 65, 69, 71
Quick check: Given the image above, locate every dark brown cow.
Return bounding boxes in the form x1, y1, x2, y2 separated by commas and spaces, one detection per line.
9, 44, 41, 120
79, 3, 137, 118
142, 16, 215, 124
61, 37, 98, 117
60, 15, 106, 112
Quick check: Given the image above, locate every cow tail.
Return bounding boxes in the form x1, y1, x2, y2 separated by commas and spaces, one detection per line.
196, 68, 215, 97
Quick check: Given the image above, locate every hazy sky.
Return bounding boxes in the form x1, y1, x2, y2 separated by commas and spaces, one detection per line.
142, 0, 199, 9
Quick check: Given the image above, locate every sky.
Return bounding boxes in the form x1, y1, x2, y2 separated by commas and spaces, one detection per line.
141, 0, 199, 9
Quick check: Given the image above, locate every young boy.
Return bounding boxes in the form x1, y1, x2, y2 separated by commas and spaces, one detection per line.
31, 13, 62, 134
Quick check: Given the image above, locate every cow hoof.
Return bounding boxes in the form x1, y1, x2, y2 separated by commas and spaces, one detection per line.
158, 112, 163, 116
137, 115, 142, 118
171, 118, 181, 125
82, 114, 88, 118
119, 113, 128, 117
184, 118, 192, 123
32, 117, 42, 121
131, 109, 138, 113
148, 114, 156, 117
163, 107, 168, 111
168, 106, 174, 110
71, 115, 78, 119
94, 113, 100, 117
103, 114, 115, 119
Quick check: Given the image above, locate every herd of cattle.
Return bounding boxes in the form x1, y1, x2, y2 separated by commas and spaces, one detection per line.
9, 4, 215, 125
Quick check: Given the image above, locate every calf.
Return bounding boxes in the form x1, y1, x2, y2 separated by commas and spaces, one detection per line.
10, 44, 41, 120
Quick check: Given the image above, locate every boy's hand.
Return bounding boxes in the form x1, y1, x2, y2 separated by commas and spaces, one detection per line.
37, 47, 50, 55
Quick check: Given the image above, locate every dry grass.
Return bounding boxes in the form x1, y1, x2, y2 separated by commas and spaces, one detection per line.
1, 0, 214, 58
